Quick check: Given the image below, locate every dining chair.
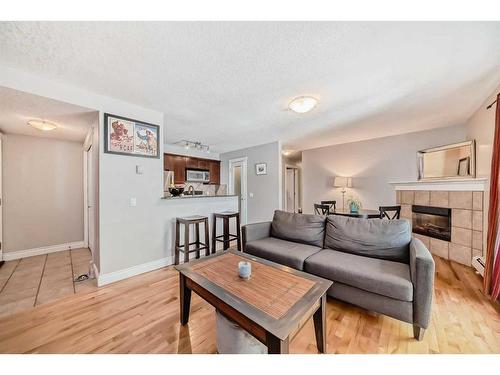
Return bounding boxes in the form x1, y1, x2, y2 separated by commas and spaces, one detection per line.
379, 205, 401, 220
320, 200, 336, 212
314, 204, 330, 215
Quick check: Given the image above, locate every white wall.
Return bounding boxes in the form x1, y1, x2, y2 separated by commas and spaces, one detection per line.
465, 84, 500, 258
2, 134, 84, 252
220, 141, 282, 223
302, 125, 467, 213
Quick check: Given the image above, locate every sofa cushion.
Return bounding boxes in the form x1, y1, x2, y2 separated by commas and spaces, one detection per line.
325, 215, 411, 263
305, 249, 413, 301
244, 237, 322, 270
271, 210, 326, 248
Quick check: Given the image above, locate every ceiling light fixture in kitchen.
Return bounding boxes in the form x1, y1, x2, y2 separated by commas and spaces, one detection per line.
179, 140, 210, 153
288, 96, 318, 113
27, 119, 58, 131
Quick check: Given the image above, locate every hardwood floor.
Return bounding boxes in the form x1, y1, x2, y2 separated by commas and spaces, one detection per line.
0, 255, 498, 354
0, 249, 96, 318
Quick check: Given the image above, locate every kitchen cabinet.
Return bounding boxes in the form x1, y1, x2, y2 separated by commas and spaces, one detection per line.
186, 157, 209, 170
198, 159, 209, 170
209, 160, 220, 184
173, 156, 186, 184
164, 153, 220, 185
185, 157, 199, 169
164, 153, 175, 171
164, 154, 186, 184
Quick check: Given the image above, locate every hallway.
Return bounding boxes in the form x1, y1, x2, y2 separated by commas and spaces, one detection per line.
0, 248, 96, 318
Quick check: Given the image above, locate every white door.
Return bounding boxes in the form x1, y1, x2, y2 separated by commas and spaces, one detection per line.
228, 157, 248, 224
87, 145, 94, 252
285, 167, 299, 213
286, 168, 295, 212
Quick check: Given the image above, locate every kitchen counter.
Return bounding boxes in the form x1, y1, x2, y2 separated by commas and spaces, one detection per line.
161, 194, 237, 200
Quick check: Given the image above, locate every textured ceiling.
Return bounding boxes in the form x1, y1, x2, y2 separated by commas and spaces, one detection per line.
0, 86, 97, 142
0, 22, 499, 152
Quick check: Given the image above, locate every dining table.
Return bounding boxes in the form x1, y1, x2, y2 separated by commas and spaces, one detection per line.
329, 208, 381, 219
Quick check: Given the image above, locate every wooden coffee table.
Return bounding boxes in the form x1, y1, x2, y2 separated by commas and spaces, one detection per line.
175, 250, 333, 354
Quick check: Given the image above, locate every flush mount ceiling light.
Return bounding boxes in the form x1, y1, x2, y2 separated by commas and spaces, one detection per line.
27, 119, 58, 131
288, 96, 318, 113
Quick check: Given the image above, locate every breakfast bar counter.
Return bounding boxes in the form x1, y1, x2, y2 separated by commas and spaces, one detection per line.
160, 194, 240, 256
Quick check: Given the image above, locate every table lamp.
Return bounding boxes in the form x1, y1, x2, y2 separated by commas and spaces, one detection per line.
334, 176, 352, 211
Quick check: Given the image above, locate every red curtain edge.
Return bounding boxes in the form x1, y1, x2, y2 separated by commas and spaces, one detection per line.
483, 93, 500, 301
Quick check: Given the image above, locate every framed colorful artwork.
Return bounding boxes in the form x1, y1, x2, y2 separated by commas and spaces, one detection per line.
104, 113, 160, 158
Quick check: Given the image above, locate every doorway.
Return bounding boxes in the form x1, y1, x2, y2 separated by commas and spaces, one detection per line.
228, 157, 248, 224
86, 144, 95, 253
285, 166, 299, 213
83, 124, 97, 278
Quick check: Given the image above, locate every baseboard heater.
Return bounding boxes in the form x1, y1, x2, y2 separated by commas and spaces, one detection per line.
472, 256, 485, 277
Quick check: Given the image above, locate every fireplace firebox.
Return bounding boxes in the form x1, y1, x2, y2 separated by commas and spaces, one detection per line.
412, 205, 451, 242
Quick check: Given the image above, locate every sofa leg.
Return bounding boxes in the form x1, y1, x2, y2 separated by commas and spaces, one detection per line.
413, 325, 425, 341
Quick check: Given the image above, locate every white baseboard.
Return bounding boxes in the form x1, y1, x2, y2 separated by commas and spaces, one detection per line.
3, 241, 86, 261
97, 256, 173, 287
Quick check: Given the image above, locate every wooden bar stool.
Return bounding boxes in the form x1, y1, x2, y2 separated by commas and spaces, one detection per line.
212, 211, 241, 253
175, 215, 210, 265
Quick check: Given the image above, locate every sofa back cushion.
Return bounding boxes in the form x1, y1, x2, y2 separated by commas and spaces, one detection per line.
325, 215, 411, 263
271, 210, 326, 248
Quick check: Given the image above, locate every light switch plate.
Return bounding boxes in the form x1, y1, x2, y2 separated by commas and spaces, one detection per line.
130, 197, 137, 207
249, 193, 254, 198
136, 165, 143, 174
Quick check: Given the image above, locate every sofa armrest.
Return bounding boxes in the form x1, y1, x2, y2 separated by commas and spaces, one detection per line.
409, 237, 435, 329
241, 222, 272, 251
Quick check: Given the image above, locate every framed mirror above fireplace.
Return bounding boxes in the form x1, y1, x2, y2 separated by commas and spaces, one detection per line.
417, 140, 476, 180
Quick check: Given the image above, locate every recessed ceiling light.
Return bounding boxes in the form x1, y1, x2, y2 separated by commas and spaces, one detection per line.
28, 119, 58, 131
288, 96, 318, 113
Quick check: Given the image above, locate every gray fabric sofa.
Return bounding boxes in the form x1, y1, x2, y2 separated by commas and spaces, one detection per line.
241, 210, 435, 340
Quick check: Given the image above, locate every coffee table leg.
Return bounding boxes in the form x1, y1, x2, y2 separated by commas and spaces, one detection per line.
266, 333, 289, 354
313, 294, 326, 353
179, 273, 192, 325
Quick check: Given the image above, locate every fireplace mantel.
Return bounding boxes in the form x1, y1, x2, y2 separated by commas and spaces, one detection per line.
389, 178, 487, 191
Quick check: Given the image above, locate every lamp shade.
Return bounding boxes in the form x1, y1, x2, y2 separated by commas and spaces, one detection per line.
334, 176, 352, 188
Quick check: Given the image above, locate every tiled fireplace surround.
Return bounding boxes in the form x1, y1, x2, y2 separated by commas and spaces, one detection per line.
395, 188, 484, 267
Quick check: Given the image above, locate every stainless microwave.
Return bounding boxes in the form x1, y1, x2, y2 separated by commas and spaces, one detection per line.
186, 169, 210, 183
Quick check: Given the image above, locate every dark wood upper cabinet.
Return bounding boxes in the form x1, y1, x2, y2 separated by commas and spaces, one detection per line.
198, 159, 209, 170
185, 157, 209, 170
172, 156, 186, 185
164, 153, 186, 184
164, 153, 174, 171
164, 153, 220, 185
185, 157, 199, 169
209, 160, 221, 185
